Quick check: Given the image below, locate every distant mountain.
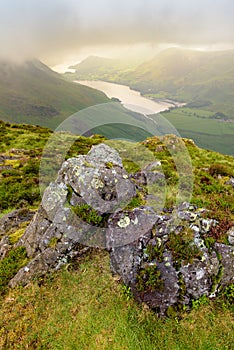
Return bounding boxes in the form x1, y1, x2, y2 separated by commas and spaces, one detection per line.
0, 59, 109, 129
64, 49, 234, 119
122, 48, 234, 118
64, 55, 136, 81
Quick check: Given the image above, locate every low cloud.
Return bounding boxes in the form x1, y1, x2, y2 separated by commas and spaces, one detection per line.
0, 0, 233, 64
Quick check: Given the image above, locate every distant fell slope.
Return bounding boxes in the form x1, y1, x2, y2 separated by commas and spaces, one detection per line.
65, 49, 234, 118
123, 48, 234, 117
64, 55, 137, 81
0, 59, 109, 129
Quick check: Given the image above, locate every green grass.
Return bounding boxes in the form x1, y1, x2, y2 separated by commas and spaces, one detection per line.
0, 250, 233, 350
143, 136, 234, 221
162, 107, 234, 155
0, 247, 28, 295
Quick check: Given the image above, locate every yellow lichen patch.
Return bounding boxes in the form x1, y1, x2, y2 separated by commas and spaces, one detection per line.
48, 237, 59, 248
4, 159, 21, 169
8, 222, 30, 244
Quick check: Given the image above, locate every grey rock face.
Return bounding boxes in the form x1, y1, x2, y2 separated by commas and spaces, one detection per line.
214, 243, 234, 286
56, 144, 135, 214
109, 205, 234, 315
107, 207, 157, 248
10, 143, 136, 286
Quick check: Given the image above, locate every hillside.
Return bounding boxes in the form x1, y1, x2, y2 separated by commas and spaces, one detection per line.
64, 55, 134, 81
122, 48, 234, 119
69, 56, 131, 80
0, 59, 109, 129
65, 49, 234, 119
0, 120, 234, 349
0, 118, 233, 220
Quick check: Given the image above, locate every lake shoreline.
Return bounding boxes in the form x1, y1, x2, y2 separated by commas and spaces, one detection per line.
74, 80, 185, 115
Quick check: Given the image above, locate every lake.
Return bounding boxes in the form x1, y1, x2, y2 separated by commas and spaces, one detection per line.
75, 80, 182, 115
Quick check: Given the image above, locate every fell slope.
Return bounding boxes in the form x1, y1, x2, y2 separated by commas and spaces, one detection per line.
0, 120, 233, 349
66, 55, 133, 81
0, 60, 109, 129
123, 48, 234, 118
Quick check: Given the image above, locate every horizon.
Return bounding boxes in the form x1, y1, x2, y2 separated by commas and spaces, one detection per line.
1, 1, 233, 66
52, 44, 234, 73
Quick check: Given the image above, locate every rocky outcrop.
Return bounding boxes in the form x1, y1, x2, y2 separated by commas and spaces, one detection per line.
1, 143, 233, 316
108, 203, 233, 315
8, 143, 136, 287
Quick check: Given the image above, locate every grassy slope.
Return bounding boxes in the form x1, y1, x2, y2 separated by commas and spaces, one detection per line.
1, 119, 233, 218
0, 250, 233, 350
0, 120, 233, 349
64, 55, 137, 82
161, 107, 234, 155
122, 48, 234, 117
0, 60, 109, 129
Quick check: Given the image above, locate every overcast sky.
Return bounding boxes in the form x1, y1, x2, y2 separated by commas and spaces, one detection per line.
0, 0, 233, 65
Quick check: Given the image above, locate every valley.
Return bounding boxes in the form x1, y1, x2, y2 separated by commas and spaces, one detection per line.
66, 48, 234, 155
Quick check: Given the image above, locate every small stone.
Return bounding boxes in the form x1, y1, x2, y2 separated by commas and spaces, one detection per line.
226, 177, 234, 188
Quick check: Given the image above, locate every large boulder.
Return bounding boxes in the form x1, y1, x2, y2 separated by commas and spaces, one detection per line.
108, 205, 234, 315
9, 143, 136, 287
